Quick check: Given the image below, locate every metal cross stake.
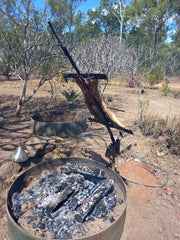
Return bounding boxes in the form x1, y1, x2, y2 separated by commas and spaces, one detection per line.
105, 139, 120, 169
48, 21, 131, 172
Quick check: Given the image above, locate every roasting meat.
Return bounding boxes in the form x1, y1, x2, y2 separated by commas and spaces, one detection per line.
75, 77, 126, 130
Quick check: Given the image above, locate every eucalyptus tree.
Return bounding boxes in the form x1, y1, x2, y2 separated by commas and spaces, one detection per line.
72, 5, 120, 44
171, 0, 180, 47
100, 0, 127, 43
73, 9, 102, 43
126, 0, 173, 72
0, 14, 13, 78
0, 0, 64, 116
86, 6, 120, 37
46, 0, 87, 44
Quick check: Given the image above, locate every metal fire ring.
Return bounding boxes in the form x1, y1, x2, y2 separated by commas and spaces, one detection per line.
7, 158, 127, 240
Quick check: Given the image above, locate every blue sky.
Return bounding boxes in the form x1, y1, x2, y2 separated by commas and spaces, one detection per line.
34, 0, 174, 42
34, 0, 100, 12
78, 0, 100, 12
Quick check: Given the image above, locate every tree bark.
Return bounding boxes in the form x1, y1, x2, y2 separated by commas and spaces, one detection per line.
16, 99, 22, 117
15, 76, 28, 116
151, 27, 158, 73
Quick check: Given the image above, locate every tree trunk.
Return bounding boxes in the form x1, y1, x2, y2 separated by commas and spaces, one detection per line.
15, 76, 28, 116
16, 100, 22, 117
120, 20, 123, 44
151, 28, 158, 73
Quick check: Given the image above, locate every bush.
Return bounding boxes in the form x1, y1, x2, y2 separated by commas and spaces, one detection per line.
144, 70, 164, 86
107, 95, 113, 102
125, 73, 142, 88
61, 89, 80, 104
42, 106, 51, 111
162, 79, 170, 96
173, 91, 179, 98
139, 115, 180, 155
138, 99, 150, 122
139, 118, 166, 137
155, 70, 164, 80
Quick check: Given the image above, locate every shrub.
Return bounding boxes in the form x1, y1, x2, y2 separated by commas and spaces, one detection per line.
155, 70, 163, 80
139, 118, 166, 137
144, 70, 164, 87
173, 91, 179, 98
138, 99, 150, 122
107, 95, 113, 102
138, 115, 180, 155
162, 79, 170, 96
125, 73, 142, 88
61, 89, 80, 104
42, 106, 51, 111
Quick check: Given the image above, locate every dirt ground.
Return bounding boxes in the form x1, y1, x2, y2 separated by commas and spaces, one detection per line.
0, 75, 180, 240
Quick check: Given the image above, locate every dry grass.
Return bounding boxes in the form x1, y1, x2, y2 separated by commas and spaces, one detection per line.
139, 114, 180, 155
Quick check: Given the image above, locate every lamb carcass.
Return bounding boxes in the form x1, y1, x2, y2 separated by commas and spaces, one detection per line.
75, 77, 132, 134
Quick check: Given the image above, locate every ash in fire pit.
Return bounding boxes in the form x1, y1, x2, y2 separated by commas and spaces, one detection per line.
12, 164, 124, 239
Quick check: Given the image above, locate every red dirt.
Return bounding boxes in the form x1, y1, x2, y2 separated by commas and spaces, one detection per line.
117, 161, 161, 204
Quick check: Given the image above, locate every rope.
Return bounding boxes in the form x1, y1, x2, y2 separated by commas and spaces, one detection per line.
6, 119, 168, 188
120, 144, 169, 188
119, 119, 169, 188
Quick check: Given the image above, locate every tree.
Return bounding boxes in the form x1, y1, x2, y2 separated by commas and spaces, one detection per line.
87, 6, 120, 37
100, 0, 127, 43
0, 0, 64, 116
73, 5, 123, 44
73, 9, 102, 43
47, 0, 87, 44
72, 34, 138, 78
158, 43, 180, 75
171, 0, 180, 47
126, 0, 173, 72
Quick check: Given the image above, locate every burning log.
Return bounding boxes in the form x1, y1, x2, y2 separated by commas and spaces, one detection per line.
61, 165, 105, 178
75, 178, 114, 223
46, 184, 75, 214
46, 173, 85, 216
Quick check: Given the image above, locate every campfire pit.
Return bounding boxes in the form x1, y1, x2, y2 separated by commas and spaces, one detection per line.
7, 158, 127, 240
32, 111, 87, 137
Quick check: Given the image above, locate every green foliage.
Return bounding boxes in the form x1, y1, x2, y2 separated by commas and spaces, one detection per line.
139, 99, 150, 121
107, 95, 113, 102
42, 106, 51, 111
126, 0, 174, 72
61, 89, 80, 104
162, 79, 170, 96
47, 0, 87, 43
154, 70, 164, 80
73, 9, 103, 43
173, 91, 180, 98
144, 70, 164, 86
158, 43, 180, 75
139, 67, 150, 74
57, 73, 65, 81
